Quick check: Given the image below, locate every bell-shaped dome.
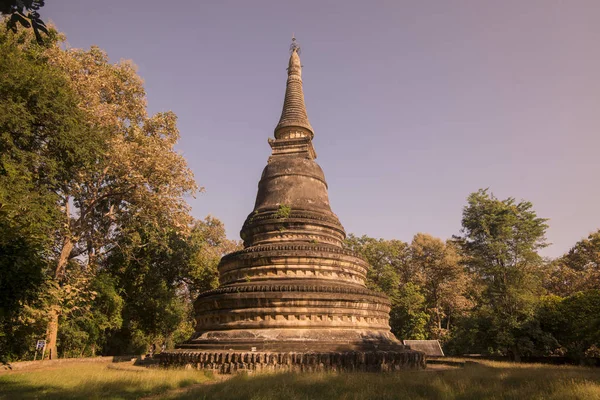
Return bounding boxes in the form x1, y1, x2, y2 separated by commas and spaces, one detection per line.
254, 157, 330, 213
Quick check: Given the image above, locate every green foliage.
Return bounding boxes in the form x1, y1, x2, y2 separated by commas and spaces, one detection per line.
0, 22, 94, 362
101, 216, 240, 355
0, 24, 228, 361
545, 230, 600, 296
410, 234, 472, 339
538, 290, 600, 361
0, 2, 48, 44
345, 234, 412, 293
390, 283, 429, 340
103, 226, 195, 354
274, 204, 291, 218
450, 189, 549, 359
561, 230, 600, 272
345, 235, 431, 340
59, 273, 123, 358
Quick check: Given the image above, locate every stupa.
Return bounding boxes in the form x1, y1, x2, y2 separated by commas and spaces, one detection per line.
161, 39, 425, 372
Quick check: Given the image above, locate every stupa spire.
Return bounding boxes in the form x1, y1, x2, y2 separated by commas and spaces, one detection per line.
274, 36, 314, 139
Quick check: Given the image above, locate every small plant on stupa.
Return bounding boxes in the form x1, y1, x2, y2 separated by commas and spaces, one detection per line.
248, 210, 259, 223
275, 204, 291, 218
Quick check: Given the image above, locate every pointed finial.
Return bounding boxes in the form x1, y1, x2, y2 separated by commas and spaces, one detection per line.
289, 34, 301, 55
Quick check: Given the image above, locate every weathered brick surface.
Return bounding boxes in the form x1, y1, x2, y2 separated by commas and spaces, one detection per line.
163, 44, 425, 371
160, 350, 426, 373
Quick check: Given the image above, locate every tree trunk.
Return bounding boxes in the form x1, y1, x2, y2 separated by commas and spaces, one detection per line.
510, 344, 521, 362
45, 306, 60, 360
45, 236, 75, 359
54, 236, 75, 281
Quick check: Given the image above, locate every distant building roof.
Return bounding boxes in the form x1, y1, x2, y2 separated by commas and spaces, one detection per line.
403, 340, 444, 356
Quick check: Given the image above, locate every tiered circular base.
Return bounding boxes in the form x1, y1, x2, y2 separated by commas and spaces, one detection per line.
160, 349, 426, 373
161, 218, 427, 371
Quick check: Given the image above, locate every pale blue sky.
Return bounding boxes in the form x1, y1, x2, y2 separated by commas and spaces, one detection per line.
43, 1, 600, 257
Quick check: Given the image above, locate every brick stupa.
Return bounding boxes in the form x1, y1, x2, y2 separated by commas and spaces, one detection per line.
161, 39, 426, 372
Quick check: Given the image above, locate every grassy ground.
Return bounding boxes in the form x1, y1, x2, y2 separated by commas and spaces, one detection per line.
0, 363, 212, 400
1, 360, 600, 400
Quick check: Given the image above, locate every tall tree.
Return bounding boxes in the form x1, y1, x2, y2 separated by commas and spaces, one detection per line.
43, 44, 197, 359
453, 189, 549, 359
0, 22, 94, 361
0, 24, 198, 358
410, 233, 471, 338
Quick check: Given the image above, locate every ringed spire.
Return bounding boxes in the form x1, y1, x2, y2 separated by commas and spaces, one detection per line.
274, 36, 314, 139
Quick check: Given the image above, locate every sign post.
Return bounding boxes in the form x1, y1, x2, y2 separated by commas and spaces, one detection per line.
34, 340, 46, 361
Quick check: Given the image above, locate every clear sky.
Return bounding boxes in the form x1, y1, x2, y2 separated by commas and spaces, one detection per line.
43, 1, 599, 258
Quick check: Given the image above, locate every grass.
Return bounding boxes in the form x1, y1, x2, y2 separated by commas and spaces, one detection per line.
0, 363, 212, 400
1, 359, 600, 400
165, 360, 600, 400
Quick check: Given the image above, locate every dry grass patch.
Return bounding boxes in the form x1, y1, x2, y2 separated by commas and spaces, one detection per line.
0, 362, 212, 400
1, 360, 600, 400
166, 362, 600, 400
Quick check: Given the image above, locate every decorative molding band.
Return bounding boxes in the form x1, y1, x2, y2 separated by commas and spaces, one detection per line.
222, 243, 366, 263
160, 350, 426, 373
244, 209, 343, 226
195, 283, 390, 303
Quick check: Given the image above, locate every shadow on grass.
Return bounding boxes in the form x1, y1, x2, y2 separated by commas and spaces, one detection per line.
2, 363, 599, 400
0, 364, 210, 400
166, 364, 600, 400
0, 380, 176, 400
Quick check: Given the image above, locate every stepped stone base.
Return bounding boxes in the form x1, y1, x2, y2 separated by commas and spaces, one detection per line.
160, 349, 426, 373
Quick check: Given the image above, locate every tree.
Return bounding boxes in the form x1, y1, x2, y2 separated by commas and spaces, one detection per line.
345, 235, 431, 339
103, 216, 240, 355
409, 233, 471, 338
390, 282, 430, 340
538, 291, 600, 361
185, 216, 242, 297
562, 230, 600, 272
545, 230, 600, 296
58, 272, 123, 358
0, 22, 94, 362
0, 1, 48, 43
345, 234, 413, 293
453, 189, 549, 359
0, 24, 198, 359
42, 43, 198, 358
